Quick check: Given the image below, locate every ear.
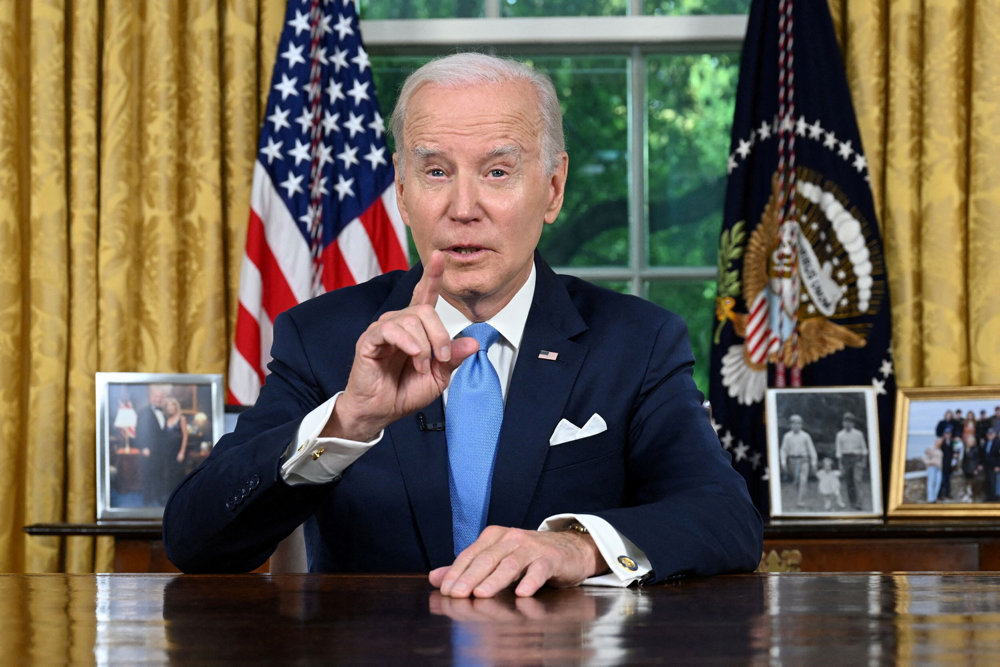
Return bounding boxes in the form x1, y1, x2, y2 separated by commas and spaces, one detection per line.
543, 152, 569, 225
393, 153, 411, 227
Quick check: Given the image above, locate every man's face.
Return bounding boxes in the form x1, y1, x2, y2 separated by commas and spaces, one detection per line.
149, 388, 165, 408
843, 419, 854, 431
395, 80, 568, 320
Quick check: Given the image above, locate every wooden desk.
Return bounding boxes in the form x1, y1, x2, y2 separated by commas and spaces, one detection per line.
2, 572, 1000, 663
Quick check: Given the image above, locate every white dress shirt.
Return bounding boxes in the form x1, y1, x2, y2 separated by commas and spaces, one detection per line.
279, 265, 651, 586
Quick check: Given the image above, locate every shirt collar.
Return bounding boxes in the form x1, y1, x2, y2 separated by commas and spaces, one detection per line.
435, 263, 535, 351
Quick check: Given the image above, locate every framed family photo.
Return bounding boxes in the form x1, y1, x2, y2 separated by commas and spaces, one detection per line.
887, 386, 1000, 518
765, 386, 883, 519
95, 372, 224, 520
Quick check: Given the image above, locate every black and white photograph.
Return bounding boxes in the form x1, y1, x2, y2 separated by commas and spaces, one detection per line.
766, 387, 882, 519
888, 386, 1000, 518
96, 372, 224, 520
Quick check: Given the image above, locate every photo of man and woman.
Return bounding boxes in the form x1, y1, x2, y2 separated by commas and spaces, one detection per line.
97, 373, 223, 519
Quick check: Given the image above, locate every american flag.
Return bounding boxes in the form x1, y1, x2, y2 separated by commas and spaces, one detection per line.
228, 0, 408, 406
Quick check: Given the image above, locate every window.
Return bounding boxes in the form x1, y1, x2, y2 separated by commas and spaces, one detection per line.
361, 1, 749, 393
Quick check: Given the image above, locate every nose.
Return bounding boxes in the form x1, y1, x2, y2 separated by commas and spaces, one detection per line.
448, 172, 481, 222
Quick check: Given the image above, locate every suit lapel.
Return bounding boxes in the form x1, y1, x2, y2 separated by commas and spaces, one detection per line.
487, 258, 588, 529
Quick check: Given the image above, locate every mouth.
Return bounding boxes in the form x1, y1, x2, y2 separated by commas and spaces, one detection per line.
445, 245, 489, 258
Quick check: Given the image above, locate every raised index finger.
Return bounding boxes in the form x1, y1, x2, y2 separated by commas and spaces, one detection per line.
410, 250, 445, 308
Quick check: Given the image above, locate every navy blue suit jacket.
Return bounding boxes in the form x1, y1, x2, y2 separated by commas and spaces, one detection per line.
163, 256, 763, 580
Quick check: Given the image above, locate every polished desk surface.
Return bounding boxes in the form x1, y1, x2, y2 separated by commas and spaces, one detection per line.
3, 572, 1000, 664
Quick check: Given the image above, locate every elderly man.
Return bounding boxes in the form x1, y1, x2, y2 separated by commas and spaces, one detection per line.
163, 53, 762, 597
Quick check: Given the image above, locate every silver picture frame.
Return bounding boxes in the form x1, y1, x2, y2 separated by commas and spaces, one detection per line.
96, 372, 224, 521
765, 386, 883, 519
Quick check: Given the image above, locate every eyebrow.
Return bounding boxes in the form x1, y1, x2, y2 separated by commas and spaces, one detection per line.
410, 145, 522, 161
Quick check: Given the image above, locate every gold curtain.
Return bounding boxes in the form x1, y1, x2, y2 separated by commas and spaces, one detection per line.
0, 0, 285, 573
829, 0, 1000, 387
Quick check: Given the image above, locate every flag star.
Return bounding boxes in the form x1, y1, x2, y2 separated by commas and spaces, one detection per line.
750, 451, 763, 470
880, 359, 894, 378
260, 137, 283, 164
287, 10, 311, 36
795, 116, 809, 136
351, 46, 370, 73
838, 139, 854, 160
368, 112, 385, 138
327, 79, 345, 102
289, 139, 312, 166
780, 114, 794, 133
322, 110, 341, 135
853, 152, 868, 173
809, 119, 823, 140
758, 120, 772, 140
280, 42, 306, 69
318, 12, 333, 36
333, 13, 354, 40
710, 417, 722, 434
313, 175, 329, 198
736, 137, 752, 159
734, 441, 749, 462
720, 431, 734, 450
295, 108, 316, 134
304, 78, 321, 102
318, 142, 335, 169
363, 145, 387, 169
727, 154, 738, 174
347, 79, 370, 106
279, 172, 305, 197
330, 47, 349, 73
337, 143, 360, 168
824, 131, 838, 149
267, 105, 291, 132
314, 46, 329, 66
334, 174, 355, 200
274, 73, 299, 100
298, 203, 317, 227
872, 377, 886, 395
343, 111, 366, 138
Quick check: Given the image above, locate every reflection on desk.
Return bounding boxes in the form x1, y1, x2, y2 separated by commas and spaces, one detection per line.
1, 573, 999, 663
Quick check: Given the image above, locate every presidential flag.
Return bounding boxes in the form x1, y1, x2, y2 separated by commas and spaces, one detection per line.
709, 0, 894, 512
228, 0, 408, 405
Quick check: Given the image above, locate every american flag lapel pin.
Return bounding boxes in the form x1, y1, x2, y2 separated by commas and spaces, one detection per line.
538, 350, 559, 361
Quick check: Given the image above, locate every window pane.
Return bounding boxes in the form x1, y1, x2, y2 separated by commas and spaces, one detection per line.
646, 279, 716, 395
359, 1, 484, 19
644, 0, 750, 15
502, 0, 628, 17
646, 52, 739, 268
531, 56, 629, 268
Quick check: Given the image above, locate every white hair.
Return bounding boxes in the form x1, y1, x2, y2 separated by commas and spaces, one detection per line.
390, 52, 565, 178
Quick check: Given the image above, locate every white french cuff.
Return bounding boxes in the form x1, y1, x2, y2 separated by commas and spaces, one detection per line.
280, 392, 383, 486
538, 513, 653, 587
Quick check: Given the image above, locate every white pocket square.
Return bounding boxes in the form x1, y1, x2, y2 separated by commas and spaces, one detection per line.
549, 413, 607, 446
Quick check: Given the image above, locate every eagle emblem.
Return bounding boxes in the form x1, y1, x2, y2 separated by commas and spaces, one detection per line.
716, 167, 883, 405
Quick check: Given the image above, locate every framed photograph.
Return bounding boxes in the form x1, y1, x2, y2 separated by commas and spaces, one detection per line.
888, 386, 1000, 517
96, 372, 224, 520
765, 386, 883, 518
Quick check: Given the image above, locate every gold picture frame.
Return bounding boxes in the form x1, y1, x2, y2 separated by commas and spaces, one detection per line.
887, 386, 1000, 517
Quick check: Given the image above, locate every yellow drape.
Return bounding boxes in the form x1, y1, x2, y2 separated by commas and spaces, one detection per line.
829, 0, 1000, 387
0, 0, 285, 573
3, 1, 1000, 573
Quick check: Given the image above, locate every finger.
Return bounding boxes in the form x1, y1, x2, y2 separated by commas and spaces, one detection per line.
410, 250, 445, 308
512, 559, 553, 598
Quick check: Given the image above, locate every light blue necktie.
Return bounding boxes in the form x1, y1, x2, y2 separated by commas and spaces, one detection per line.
446, 322, 503, 556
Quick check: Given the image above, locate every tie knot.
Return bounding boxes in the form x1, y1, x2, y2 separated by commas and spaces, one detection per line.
461, 322, 499, 351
